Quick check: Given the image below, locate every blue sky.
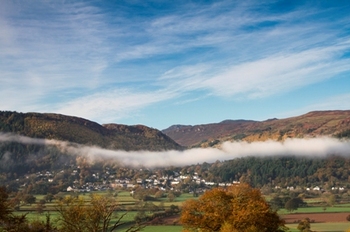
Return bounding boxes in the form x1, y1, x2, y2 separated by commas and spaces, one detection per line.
1, 0, 350, 130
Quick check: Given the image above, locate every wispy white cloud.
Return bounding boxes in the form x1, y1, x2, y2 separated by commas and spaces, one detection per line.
1, 0, 349, 124
156, 41, 350, 100
55, 88, 178, 123
200, 45, 350, 99
151, 4, 350, 97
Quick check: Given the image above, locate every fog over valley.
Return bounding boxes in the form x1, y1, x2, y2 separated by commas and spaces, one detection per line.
1, 133, 350, 167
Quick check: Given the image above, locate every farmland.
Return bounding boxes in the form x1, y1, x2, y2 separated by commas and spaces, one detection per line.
8, 190, 350, 232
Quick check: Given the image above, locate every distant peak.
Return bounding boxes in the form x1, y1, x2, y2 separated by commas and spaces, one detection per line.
163, 124, 191, 131
219, 119, 256, 124
265, 118, 278, 121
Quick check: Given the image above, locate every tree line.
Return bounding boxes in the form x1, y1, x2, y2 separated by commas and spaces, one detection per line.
187, 155, 350, 188
1, 184, 287, 232
0, 186, 146, 232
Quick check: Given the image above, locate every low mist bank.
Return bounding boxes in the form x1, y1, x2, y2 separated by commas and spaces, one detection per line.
1, 133, 350, 167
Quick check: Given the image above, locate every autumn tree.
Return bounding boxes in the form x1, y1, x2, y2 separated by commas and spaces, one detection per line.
269, 196, 285, 211
285, 197, 305, 212
0, 186, 12, 224
133, 188, 155, 201
167, 191, 175, 202
346, 214, 350, 221
36, 201, 46, 214
56, 196, 88, 232
56, 194, 144, 232
0, 186, 56, 232
154, 190, 164, 199
23, 194, 36, 205
180, 184, 286, 232
0, 186, 27, 231
297, 218, 312, 232
45, 193, 54, 203
323, 193, 336, 206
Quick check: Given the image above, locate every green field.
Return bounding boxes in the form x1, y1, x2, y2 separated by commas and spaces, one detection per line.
139, 224, 350, 232
278, 206, 350, 215
129, 223, 350, 232
13, 191, 350, 232
173, 193, 198, 202
287, 223, 350, 232
140, 226, 183, 232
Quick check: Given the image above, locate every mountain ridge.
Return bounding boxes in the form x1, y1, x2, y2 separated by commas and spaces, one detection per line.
0, 111, 182, 151
162, 110, 350, 147
2, 110, 350, 150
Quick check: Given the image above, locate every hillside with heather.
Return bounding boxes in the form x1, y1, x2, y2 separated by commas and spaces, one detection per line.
162, 110, 350, 147
0, 111, 182, 151
0, 111, 183, 183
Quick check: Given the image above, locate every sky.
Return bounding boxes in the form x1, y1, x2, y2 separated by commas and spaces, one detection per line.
1, 0, 350, 130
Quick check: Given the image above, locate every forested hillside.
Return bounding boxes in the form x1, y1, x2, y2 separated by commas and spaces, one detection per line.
191, 155, 349, 188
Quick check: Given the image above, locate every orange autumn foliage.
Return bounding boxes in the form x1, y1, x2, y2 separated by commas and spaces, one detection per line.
180, 184, 286, 232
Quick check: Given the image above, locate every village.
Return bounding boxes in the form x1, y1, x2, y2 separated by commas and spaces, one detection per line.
66, 169, 241, 193
15, 165, 346, 198
15, 165, 243, 195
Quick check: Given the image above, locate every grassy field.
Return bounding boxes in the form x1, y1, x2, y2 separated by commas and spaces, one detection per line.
278, 206, 350, 215
139, 224, 350, 232
119, 223, 350, 232
287, 223, 350, 232
139, 223, 350, 232
173, 193, 198, 202
15, 191, 350, 232
130, 223, 350, 232
140, 225, 183, 232
15, 210, 141, 224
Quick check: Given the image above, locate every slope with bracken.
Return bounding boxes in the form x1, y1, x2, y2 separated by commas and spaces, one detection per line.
0, 111, 182, 151
162, 110, 350, 147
